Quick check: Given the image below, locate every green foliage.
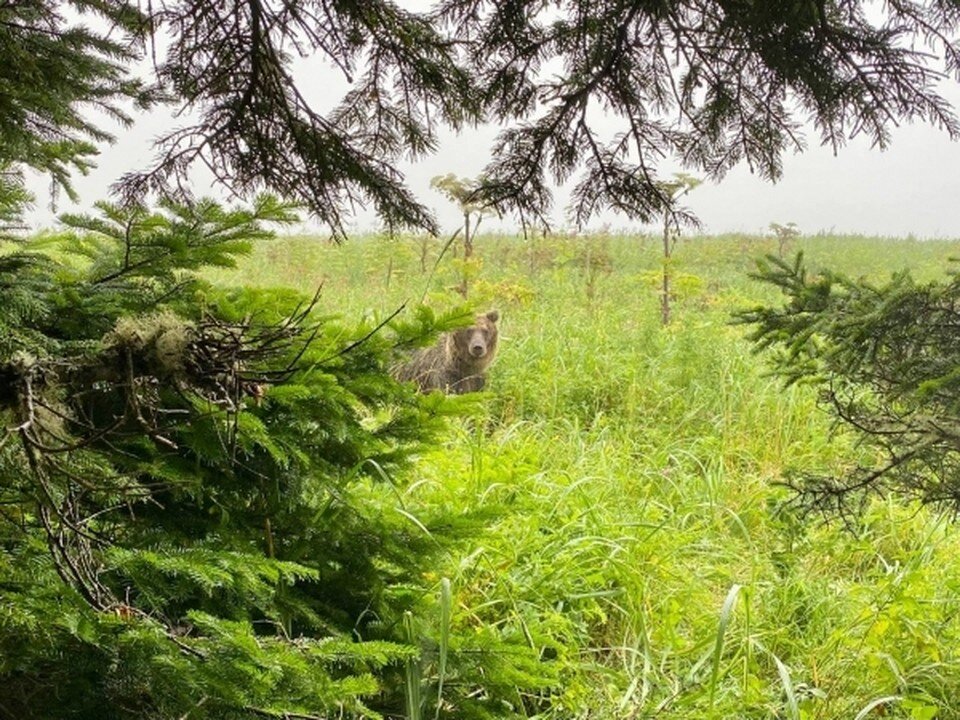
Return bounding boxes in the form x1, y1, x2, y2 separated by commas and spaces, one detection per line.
740, 252, 960, 516
0, 0, 159, 197
0, 197, 556, 719
9, 1, 960, 716
59, 194, 296, 279
0, 165, 32, 237
211, 230, 960, 719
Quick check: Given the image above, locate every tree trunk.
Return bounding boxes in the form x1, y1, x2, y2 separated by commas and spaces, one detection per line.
459, 211, 472, 297
464, 212, 472, 258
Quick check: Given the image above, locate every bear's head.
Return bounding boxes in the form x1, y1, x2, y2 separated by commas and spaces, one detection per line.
452, 310, 499, 362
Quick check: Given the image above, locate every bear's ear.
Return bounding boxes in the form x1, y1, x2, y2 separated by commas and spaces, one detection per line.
485, 310, 500, 323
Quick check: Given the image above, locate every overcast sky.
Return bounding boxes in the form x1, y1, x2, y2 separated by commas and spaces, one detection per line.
22, 20, 960, 240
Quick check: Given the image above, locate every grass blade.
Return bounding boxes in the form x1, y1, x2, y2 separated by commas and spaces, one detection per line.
771, 652, 799, 720
434, 578, 451, 720
709, 583, 741, 704
854, 696, 902, 720
404, 611, 422, 720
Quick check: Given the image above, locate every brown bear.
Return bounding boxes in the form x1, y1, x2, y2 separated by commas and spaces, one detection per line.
394, 310, 500, 394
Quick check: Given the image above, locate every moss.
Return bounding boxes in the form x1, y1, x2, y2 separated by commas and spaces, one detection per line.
108, 311, 194, 377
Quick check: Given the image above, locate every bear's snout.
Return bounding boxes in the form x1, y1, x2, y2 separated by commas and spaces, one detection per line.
469, 341, 487, 357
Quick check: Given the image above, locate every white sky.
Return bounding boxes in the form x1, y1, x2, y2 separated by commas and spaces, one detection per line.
22, 13, 960, 240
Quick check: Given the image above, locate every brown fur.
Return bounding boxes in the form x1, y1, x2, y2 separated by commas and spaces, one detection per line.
394, 310, 500, 394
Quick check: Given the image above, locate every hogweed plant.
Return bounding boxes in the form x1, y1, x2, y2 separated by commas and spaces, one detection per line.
657, 173, 702, 325
430, 174, 498, 297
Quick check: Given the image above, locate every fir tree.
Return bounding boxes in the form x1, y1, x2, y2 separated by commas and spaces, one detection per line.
741, 254, 960, 519
0, 0, 158, 199
0, 196, 552, 719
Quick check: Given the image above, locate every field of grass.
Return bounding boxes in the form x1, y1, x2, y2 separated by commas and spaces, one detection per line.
213, 231, 960, 719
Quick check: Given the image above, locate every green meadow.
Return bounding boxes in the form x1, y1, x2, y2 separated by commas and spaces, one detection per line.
212, 232, 960, 719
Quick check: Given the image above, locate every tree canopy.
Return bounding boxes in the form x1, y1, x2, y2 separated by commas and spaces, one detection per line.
6, 0, 960, 235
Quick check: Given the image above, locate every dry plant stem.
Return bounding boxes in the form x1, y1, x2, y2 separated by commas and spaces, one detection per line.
662, 210, 672, 326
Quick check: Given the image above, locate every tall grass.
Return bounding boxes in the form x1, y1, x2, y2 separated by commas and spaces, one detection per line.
211, 231, 960, 719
